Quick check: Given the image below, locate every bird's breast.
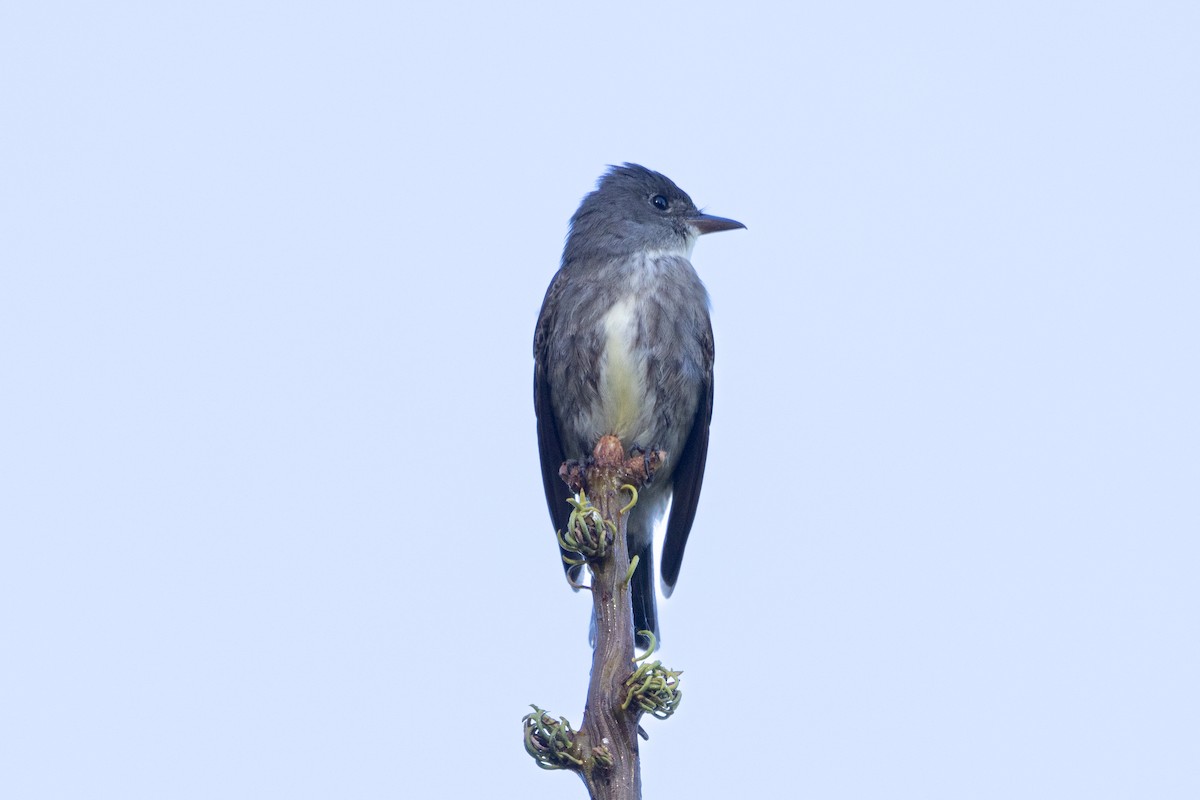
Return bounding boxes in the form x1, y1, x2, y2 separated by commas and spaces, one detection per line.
598, 294, 652, 443
554, 252, 708, 457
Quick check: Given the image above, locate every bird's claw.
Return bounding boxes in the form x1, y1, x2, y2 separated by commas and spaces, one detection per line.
636, 443, 664, 484
559, 460, 586, 494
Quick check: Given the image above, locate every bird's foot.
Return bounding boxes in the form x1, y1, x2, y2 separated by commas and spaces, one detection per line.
558, 459, 587, 494
628, 443, 665, 485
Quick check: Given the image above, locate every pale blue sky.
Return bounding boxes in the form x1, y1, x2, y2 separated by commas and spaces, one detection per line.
2, 2, 1197, 798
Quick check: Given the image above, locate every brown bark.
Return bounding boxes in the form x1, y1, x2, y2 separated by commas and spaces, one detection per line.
570, 436, 661, 799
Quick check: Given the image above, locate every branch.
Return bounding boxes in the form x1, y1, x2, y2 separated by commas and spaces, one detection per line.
524, 436, 683, 799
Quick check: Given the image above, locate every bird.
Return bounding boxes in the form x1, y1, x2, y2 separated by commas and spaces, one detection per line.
533, 163, 744, 647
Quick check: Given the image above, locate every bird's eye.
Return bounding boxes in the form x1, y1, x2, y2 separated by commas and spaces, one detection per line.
651, 194, 669, 211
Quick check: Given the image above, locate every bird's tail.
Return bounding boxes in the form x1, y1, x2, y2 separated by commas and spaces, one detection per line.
631, 539, 659, 650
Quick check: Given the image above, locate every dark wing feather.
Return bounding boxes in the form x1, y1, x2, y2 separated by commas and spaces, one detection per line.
660, 320, 714, 596
533, 270, 582, 583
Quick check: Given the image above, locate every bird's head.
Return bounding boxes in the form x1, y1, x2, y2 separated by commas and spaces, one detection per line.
563, 163, 744, 265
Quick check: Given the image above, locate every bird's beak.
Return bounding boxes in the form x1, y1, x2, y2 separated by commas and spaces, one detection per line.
689, 212, 746, 235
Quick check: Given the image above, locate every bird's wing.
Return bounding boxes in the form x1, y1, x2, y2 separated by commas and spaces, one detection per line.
533, 270, 582, 583
660, 319, 714, 596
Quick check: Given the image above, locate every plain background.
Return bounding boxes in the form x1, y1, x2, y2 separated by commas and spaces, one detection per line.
2, 2, 1197, 797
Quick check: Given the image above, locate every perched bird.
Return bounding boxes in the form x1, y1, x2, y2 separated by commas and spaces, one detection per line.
533, 164, 744, 646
